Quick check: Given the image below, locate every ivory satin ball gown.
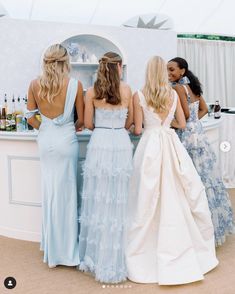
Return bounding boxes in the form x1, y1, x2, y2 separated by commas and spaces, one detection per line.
126, 90, 218, 285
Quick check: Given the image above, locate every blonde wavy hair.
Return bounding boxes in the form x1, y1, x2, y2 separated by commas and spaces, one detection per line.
143, 56, 172, 113
39, 44, 70, 103
94, 52, 122, 105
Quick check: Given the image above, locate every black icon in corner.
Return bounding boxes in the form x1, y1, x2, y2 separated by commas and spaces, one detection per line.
4, 277, 17, 289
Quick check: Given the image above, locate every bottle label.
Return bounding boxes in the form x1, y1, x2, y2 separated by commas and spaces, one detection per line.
16, 115, 24, 132
0, 119, 6, 130
6, 114, 12, 131
214, 111, 221, 118
11, 114, 16, 131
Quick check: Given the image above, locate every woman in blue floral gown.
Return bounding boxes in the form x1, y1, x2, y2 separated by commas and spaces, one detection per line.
167, 57, 235, 246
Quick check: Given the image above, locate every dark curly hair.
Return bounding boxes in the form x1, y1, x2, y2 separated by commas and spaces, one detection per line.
169, 57, 203, 96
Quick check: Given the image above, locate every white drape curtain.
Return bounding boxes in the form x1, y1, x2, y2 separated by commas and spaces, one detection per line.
177, 38, 235, 107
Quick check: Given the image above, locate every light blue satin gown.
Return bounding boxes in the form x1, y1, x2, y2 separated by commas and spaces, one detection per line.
33, 78, 80, 267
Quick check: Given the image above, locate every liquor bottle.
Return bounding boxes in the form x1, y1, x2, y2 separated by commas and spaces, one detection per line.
0, 108, 2, 130
16, 114, 24, 132
0, 107, 6, 131
16, 96, 23, 116
214, 100, 221, 119
4, 94, 7, 113
24, 94, 33, 131
6, 99, 12, 132
11, 95, 16, 131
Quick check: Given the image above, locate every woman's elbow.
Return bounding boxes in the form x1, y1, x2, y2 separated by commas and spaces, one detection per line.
184, 111, 190, 120
179, 120, 186, 129
203, 108, 208, 115
78, 119, 84, 128
84, 122, 94, 130
134, 127, 142, 136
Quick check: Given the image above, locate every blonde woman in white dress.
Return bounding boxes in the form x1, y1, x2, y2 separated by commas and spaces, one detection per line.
125, 56, 218, 285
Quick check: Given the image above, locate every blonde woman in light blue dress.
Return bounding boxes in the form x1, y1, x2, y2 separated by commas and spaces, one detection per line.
27, 44, 84, 268
78, 52, 133, 283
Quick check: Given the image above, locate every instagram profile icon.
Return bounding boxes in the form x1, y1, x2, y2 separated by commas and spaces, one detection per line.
4, 277, 17, 289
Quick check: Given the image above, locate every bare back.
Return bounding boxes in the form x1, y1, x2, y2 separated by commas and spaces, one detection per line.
185, 85, 200, 103
92, 82, 131, 110
151, 96, 175, 125
30, 78, 70, 119
84, 81, 133, 130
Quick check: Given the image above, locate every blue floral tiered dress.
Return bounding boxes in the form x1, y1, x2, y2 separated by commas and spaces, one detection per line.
176, 85, 235, 246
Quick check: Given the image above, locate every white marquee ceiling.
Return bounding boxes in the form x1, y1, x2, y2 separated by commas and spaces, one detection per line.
1, 0, 235, 36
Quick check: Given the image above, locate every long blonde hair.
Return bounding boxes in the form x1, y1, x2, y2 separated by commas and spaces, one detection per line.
39, 44, 70, 103
94, 52, 122, 105
143, 56, 172, 112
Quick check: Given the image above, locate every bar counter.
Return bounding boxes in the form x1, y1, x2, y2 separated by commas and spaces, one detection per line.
0, 117, 222, 242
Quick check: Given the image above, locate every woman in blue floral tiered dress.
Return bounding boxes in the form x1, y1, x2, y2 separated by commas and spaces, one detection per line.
78, 52, 133, 283
168, 57, 235, 246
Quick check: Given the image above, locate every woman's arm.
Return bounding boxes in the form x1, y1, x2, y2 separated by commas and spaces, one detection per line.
198, 95, 208, 119
171, 95, 186, 129
84, 88, 95, 130
172, 84, 190, 120
75, 81, 84, 130
125, 85, 133, 129
27, 81, 41, 130
133, 92, 143, 135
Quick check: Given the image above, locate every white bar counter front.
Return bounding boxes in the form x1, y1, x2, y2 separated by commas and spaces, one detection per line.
0, 117, 223, 242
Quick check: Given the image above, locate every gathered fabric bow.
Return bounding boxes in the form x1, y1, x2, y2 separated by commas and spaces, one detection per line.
171, 76, 190, 86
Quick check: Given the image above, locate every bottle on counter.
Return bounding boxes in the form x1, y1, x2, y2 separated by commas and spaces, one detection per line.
214, 100, 221, 119
0, 107, 6, 131
24, 94, 33, 131
0, 108, 2, 129
4, 93, 7, 112
11, 95, 16, 131
16, 96, 23, 116
16, 114, 24, 132
15, 95, 26, 132
6, 98, 12, 132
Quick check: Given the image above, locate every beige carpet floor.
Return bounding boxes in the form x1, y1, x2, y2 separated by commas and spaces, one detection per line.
1, 190, 235, 294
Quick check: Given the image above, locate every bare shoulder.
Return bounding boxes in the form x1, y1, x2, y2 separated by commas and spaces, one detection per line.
30, 78, 40, 89
133, 91, 139, 100
85, 87, 96, 100
120, 81, 131, 94
28, 79, 40, 98
133, 91, 142, 107
77, 80, 83, 89
171, 89, 179, 98
172, 84, 188, 99
198, 94, 205, 100
172, 83, 185, 93
120, 82, 132, 105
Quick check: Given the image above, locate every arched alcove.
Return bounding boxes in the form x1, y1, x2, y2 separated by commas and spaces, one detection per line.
61, 34, 127, 90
